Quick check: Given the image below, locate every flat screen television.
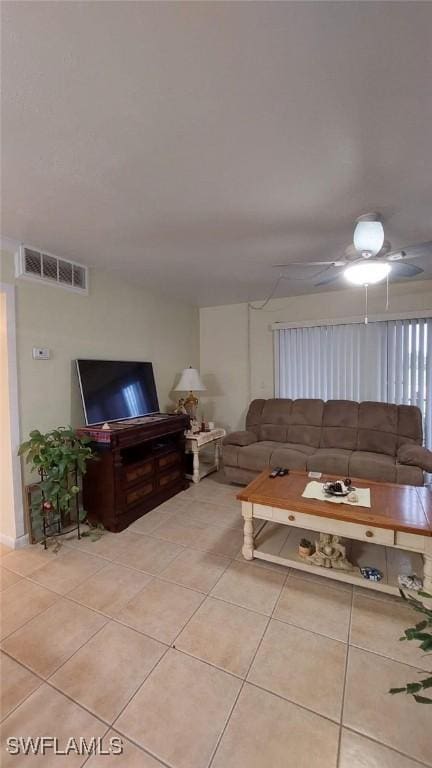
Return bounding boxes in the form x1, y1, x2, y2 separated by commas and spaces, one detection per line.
76, 359, 160, 425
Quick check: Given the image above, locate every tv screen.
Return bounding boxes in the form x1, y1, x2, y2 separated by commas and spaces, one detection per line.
76, 359, 160, 425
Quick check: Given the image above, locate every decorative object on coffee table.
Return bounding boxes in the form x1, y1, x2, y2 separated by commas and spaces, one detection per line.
174, 367, 206, 419
185, 428, 226, 483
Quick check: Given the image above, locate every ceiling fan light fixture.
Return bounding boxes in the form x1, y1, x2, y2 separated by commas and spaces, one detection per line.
344, 261, 391, 286
353, 220, 385, 256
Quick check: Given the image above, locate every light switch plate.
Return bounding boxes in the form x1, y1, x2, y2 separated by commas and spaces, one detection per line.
32, 347, 50, 360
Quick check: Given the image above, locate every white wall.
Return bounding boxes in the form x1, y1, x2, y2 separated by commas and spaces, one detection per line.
200, 279, 432, 432
0, 293, 15, 540
0, 251, 199, 483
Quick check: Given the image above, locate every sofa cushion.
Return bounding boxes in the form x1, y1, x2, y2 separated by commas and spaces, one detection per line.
260, 399, 293, 425
259, 399, 292, 442
307, 448, 352, 475
237, 441, 279, 472
395, 463, 424, 486
321, 400, 359, 450
357, 402, 398, 456
222, 444, 240, 468
245, 399, 266, 437
270, 447, 308, 471
284, 442, 316, 455
349, 450, 397, 483
397, 405, 423, 447
286, 399, 324, 448
397, 443, 432, 472
260, 424, 288, 442
223, 430, 257, 447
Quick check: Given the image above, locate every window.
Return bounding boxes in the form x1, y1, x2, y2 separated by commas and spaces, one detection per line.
275, 317, 432, 448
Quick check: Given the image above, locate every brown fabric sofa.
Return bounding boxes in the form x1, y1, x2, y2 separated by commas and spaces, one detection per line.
223, 398, 432, 486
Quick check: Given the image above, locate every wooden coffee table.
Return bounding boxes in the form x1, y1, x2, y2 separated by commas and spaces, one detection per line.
237, 470, 432, 597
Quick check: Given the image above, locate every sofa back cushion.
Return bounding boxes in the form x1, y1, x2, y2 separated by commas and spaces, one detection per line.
357, 402, 398, 455
321, 400, 359, 450
258, 398, 292, 442
245, 399, 266, 437
397, 405, 423, 447
286, 399, 324, 448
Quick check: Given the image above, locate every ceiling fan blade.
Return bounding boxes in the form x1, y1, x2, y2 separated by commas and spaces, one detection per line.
388, 240, 432, 261
274, 260, 337, 267
390, 261, 424, 278
274, 260, 347, 268
314, 272, 343, 287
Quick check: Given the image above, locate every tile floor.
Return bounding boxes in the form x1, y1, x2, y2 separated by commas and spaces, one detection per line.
0, 474, 431, 767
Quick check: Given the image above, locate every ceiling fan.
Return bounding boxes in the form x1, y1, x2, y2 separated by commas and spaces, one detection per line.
274, 213, 432, 288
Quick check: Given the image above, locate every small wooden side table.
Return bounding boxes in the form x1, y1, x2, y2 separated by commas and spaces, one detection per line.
185, 428, 226, 483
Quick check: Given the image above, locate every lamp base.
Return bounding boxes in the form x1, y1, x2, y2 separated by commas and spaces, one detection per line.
184, 391, 199, 420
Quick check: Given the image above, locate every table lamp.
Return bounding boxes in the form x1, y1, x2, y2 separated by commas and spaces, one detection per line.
174, 367, 206, 419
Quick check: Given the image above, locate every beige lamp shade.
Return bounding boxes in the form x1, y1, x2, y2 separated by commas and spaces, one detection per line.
175, 367, 206, 392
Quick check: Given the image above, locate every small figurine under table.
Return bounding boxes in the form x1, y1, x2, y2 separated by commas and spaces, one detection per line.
307, 533, 354, 571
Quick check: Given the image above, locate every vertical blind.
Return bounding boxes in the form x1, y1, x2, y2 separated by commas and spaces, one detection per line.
275, 318, 432, 449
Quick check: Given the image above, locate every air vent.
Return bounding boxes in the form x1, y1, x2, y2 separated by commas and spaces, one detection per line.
15, 246, 88, 294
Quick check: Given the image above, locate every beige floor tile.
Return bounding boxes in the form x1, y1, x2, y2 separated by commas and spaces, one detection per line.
0, 567, 22, 591
115, 649, 241, 768
177, 500, 243, 530
0, 652, 42, 719
0, 683, 106, 767
248, 619, 346, 721
111, 532, 184, 574
118, 578, 204, 643
176, 597, 268, 677
50, 621, 165, 723
64, 529, 127, 558
0, 579, 59, 640
350, 591, 430, 669
339, 729, 424, 768
0, 543, 12, 558
343, 647, 432, 765
86, 730, 165, 767
254, 521, 291, 556
274, 573, 352, 641
30, 549, 106, 595
212, 682, 339, 768
288, 568, 353, 593
69, 563, 152, 616
2, 598, 107, 677
128, 508, 177, 534
153, 517, 243, 558
159, 548, 230, 593
211, 560, 286, 615
1, 545, 59, 576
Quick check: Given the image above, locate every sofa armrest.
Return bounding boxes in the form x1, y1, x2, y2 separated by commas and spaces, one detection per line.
397, 443, 432, 473
223, 430, 258, 447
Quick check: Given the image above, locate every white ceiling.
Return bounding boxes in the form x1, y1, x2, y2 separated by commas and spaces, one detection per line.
1, 1, 432, 306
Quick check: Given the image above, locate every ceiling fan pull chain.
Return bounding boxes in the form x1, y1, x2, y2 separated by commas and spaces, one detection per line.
386, 272, 390, 311
364, 284, 368, 324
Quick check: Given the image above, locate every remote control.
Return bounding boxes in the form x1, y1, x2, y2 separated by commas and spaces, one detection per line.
269, 467, 282, 478
278, 468, 289, 476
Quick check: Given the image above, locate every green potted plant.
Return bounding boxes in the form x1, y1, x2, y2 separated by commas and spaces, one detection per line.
298, 538, 314, 557
19, 426, 95, 545
389, 590, 432, 704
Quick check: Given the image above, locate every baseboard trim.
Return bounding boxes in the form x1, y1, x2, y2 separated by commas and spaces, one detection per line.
0, 532, 29, 550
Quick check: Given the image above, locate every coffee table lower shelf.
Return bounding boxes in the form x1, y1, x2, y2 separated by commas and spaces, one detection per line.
251, 521, 424, 597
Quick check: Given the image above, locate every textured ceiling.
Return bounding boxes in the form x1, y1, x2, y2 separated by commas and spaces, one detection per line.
1, 1, 432, 306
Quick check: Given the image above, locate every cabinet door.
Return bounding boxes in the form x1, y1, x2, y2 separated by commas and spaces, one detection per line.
157, 452, 181, 472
